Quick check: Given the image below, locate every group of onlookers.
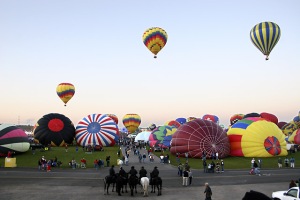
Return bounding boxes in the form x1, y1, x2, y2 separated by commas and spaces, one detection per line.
278, 157, 296, 168
38, 156, 62, 172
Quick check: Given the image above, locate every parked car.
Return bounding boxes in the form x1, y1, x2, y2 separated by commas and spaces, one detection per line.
272, 187, 300, 200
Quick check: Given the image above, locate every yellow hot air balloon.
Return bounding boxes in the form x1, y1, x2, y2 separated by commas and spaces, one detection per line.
122, 114, 141, 134
227, 117, 287, 157
56, 83, 75, 106
250, 21, 281, 60
143, 27, 168, 58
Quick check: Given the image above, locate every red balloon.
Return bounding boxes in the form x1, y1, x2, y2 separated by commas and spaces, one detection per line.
170, 119, 230, 159
260, 112, 278, 125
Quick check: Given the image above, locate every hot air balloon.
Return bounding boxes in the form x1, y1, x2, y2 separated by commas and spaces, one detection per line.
227, 117, 287, 157
33, 113, 75, 146
176, 118, 186, 125
260, 112, 278, 125
165, 120, 181, 128
122, 114, 141, 134
202, 114, 219, 124
143, 27, 168, 58
106, 114, 118, 124
288, 129, 300, 144
250, 21, 281, 60
0, 124, 30, 154
230, 114, 244, 126
170, 119, 230, 159
75, 114, 119, 147
56, 83, 75, 106
134, 131, 151, 142
149, 125, 177, 148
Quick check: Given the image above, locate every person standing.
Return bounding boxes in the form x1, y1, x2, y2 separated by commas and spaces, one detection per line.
203, 160, 207, 173
188, 169, 193, 185
182, 169, 189, 186
258, 158, 262, 168
278, 157, 283, 168
251, 158, 255, 168
65, 144, 68, 152
178, 163, 183, 176
106, 156, 111, 167
185, 152, 189, 162
290, 157, 295, 168
215, 152, 219, 160
284, 157, 289, 167
204, 182, 212, 200
220, 159, 224, 172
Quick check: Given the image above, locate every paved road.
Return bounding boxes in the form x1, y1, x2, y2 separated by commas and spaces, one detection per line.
0, 146, 299, 200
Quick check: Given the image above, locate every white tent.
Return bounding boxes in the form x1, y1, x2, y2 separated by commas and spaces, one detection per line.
134, 131, 151, 142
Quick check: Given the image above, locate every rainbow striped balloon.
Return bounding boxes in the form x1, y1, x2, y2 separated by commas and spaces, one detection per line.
250, 22, 281, 60
122, 114, 141, 134
143, 27, 168, 58
56, 83, 75, 106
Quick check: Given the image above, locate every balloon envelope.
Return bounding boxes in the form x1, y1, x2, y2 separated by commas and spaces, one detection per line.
250, 21, 281, 60
176, 118, 186, 125
165, 120, 181, 128
122, 114, 141, 134
56, 83, 75, 106
143, 27, 168, 58
170, 119, 230, 159
149, 126, 177, 148
106, 114, 118, 124
33, 113, 75, 146
227, 117, 287, 157
202, 114, 219, 124
134, 131, 151, 142
75, 114, 119, 147
0, 124, 30, 154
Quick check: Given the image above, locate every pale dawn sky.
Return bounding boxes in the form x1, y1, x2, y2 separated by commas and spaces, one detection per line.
1, 1, 300, 128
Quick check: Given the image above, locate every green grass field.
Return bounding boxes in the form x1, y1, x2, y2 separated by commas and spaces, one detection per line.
1, 146, 299, 170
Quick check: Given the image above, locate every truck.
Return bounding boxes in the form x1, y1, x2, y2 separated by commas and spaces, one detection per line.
272, 187, 300, 200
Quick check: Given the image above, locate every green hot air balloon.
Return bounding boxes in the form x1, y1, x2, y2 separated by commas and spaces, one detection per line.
250, 22, 281, 60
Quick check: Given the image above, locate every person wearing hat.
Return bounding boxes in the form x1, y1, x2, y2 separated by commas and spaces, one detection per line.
109, 165, 116, 178
151, 166, 159, 178
139, 166, 147, 179
128, 166, 138, 178
119, 166, 126, 178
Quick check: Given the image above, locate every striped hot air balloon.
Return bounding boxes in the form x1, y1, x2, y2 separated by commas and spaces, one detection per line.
75, 114, 119, 147
143, 27, 168, 58
122, 114, 141, 134
56, 83, 75, 106
250, 21, 281, 60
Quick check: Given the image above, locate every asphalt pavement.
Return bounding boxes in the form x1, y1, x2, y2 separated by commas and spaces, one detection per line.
0, 146, 299, 200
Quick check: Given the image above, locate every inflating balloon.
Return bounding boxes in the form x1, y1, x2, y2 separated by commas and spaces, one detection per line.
75, 114, 119, 147
0, 124, 30, 154
143, 27, 168, 58
250, 21, 281, 60
33, 113, 75, 146
227, 117, 287, 157
170, 119, 230, 159
56, 83, 75, 106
